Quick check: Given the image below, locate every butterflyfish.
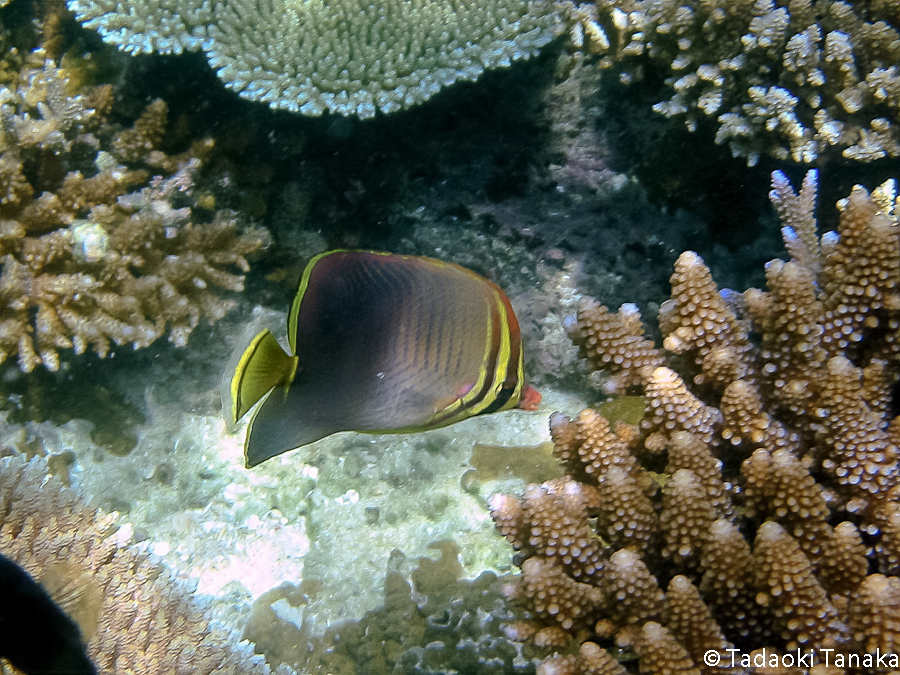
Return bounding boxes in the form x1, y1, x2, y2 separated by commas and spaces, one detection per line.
230, 250, 541, 468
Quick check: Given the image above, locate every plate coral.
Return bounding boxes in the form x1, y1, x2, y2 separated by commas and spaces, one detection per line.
67, 0, 563, 117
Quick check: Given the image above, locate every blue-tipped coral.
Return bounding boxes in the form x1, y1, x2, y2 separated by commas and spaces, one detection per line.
591, 0, 900, 165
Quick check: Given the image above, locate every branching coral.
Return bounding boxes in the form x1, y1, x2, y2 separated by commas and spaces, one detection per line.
588, 0, 900, 165
491, 170, 900, 673
0, 454, 282, 674
66, 0, 562, 118
0, 53, 269, 372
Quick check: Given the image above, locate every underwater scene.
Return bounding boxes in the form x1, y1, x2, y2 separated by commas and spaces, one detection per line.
2, 0, 900, 674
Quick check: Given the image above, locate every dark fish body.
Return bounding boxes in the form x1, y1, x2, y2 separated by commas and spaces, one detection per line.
231, 250, 540, 467
0, 552, 96, 675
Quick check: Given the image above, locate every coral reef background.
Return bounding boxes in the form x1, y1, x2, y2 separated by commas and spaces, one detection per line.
66, 0, 562, 117
3, 0, 900, 674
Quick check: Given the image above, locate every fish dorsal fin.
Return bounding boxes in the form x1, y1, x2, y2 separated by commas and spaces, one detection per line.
288, 250, 335, 354
230, 329, 298, 423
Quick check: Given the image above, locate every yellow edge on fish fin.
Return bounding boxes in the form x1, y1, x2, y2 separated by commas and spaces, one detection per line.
288, 252, 330, 355
468, 293, 514, 417
230, 329, 298, 423
496, 291, 524, 413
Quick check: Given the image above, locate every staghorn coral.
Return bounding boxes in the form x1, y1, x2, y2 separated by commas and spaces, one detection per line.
847, 574, 900, 654
751, 520, 848, 650
600, 547, 664, 635
641, 366, 721, 448
536, 641, 628, 675
0, 53, 268, 372
565, 298, 664, 394
662, 575, 731, 674
490, 170, 900, 672
698, 518, 772, 648
514, 477, 607, 583
658, 468, 716, 570
632, 622, 699, 675
0, 454, 280, 675
66, 0, 562, 118
521, 554, 605, 631
588, 0, 900, 165
593, 463, 657, 555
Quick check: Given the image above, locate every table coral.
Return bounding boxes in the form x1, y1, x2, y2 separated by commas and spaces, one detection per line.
0, 53, 268, 373
66, 0, 562, 118
589, 0, 900, 165
491, 169, 900, 672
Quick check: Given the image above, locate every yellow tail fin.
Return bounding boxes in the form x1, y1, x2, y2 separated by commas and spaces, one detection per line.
230, 329, 298, 423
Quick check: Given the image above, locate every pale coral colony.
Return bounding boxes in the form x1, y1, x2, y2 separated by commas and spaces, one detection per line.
591, 0, 900, 165
66, 0, 563, 118
64, 0, 900, 168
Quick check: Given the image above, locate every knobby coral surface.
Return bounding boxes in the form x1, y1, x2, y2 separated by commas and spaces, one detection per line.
66, 0, 562, 118
491, 170, 900, 673
0, 51, 268, 373
0, 454, 284, 674
587, 0, 900, 165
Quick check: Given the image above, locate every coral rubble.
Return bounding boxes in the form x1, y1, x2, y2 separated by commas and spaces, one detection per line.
0, 454, 281, 675
0, 53, 268, 373
66, 0, 562, 118
491, 170, 900, 672
245, 542, 533, 675
590, 0, 900, 165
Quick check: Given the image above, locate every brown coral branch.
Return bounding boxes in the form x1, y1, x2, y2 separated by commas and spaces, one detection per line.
491, 170, 900, 673
0, 58, 269, 372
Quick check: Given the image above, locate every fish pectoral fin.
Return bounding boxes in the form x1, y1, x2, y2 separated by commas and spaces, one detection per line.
230, 329, 298, 423
431, 394, 461, 415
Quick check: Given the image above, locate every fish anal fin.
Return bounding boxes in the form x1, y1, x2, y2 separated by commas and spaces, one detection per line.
231, 329, 298, 423
517, 384, 542, 411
